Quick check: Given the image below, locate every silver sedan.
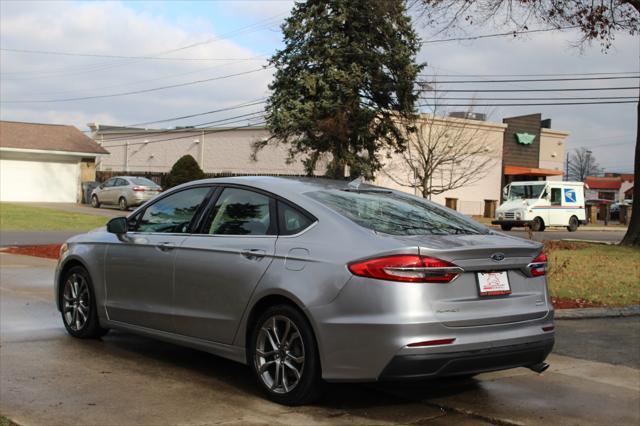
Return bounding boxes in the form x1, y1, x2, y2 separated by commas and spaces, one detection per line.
91, 176, 162, 210
55, 177, 554, 405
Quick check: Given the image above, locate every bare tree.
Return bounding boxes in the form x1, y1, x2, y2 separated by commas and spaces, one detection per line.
567, 147, 601, 181
383, 91, 497, 199
418, 0, 640, 246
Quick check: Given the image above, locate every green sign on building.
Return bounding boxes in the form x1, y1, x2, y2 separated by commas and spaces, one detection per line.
515, 133, 535, 145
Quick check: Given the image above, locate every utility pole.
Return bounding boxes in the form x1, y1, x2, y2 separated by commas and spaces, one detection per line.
565, 153, 569, 181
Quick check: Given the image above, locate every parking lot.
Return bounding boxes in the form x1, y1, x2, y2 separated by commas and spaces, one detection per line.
1, 253, 638, 426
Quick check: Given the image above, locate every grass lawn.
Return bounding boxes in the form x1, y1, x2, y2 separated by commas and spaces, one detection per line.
0, 415, 18, 426
546, 241, 640, 307
0, 203, 108, 231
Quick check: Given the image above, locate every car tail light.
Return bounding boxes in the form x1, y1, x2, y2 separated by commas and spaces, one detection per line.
132, 186, 146, 192
528, 252, 547, 277
347, 255, 463, 283
407, 338, 456, 347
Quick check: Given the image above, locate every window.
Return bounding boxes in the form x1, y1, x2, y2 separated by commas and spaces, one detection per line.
278, 201, 314, 235
103, 178, 116, 187
306, 189, 488, 236
550, 188, 562, 206
115, 178, 128, 186
136, 187, 210, 233
208, 188, 274, 236
130, 177, 158, 187
508, 184, 546, 201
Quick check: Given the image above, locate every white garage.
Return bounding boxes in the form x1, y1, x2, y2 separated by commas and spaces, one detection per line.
0, 121, 108, 203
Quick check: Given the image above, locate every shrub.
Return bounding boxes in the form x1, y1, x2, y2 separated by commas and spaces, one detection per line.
163, 155, 205, 189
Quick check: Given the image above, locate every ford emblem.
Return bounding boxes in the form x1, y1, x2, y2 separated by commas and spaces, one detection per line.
490, 253, 505, 262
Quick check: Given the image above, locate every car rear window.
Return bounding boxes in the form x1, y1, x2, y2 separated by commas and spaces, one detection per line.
130, 177, 158, 186
306, 189, 488, 236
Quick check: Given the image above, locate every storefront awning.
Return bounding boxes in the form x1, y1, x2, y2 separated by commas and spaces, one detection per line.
504, 166, 563, 177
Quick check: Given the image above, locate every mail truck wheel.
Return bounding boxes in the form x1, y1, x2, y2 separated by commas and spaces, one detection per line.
567, 216, 579, 232
529, 217, 545, 232
500, 224, 512, 231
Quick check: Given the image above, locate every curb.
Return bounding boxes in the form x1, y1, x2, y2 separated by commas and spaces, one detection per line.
555, 305, 640, 320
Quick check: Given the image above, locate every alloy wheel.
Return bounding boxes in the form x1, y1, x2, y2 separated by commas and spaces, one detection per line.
255, 315, 305, 394
62, 273, 90, 331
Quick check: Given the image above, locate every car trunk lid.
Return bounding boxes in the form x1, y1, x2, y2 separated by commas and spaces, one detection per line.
391, 233, 549, 327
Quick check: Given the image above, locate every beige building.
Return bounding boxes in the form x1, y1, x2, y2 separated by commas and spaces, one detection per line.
90, 113, 567, 216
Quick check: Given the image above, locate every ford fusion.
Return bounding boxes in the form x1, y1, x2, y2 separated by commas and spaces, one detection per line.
55, 177, 554, 405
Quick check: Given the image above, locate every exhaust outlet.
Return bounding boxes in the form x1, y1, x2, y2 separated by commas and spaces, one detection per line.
529, 362, 549, 374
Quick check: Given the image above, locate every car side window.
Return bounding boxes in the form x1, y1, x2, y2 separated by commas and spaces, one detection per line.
103, 178, 116, 188
116, 178, 127, 186
208, 188, 274, 236
278, 201, 314, 235
550, 188, 562, 206
136, 187, 210, 234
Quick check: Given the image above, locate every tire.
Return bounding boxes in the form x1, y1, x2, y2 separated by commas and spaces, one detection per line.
60, 266, 109, 339
529, 217, 545, 232
567, 216, 579, 232
500, 224, 513, 231
91, 195, 100, 208
118, 197, 128, 211
249, 304, 323, 406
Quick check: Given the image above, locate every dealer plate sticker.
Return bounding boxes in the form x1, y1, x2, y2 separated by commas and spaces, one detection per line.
477, 272, 511, 296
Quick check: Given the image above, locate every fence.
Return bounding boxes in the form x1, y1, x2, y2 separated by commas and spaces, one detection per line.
95, 170, 326, 187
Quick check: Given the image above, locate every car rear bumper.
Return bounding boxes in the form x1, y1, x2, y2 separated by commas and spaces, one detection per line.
491, 220, 531, 227
309, 275, 554, 382
379, 337, 554, 380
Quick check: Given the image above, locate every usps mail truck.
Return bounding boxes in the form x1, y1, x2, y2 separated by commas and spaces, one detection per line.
492, 181, 586, 232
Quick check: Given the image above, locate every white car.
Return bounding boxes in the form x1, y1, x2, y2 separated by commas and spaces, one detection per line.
91, 176, 162, 210
493, 181, 586, 232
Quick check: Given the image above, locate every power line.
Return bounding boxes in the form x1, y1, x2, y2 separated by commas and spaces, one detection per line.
0, 12, 284, 80
6, 53, 269, 99
0, 48, 265, 62
420, 71, 640, 77
101, 121, 267, 150
100, 111, 267, 143
419, 76, 639, 83
424, 96, 638, 101
421, 26, 579, 44
419, 86, 640, 93
0, 66, 273, 103
129, 99, 267, 127
419, 100, 636, 107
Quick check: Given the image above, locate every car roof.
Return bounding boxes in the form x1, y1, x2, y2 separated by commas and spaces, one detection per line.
169, 176, 384, 209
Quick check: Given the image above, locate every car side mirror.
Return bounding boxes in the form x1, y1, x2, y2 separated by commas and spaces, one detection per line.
107, 217, 128, 235
99, 184, 105, 189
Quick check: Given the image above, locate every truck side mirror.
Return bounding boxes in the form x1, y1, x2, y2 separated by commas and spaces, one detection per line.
502, 186, 508, 198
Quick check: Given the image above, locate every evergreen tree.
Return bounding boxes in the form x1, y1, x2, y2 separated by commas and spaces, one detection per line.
164, 155, 205, 189
255, 0, 424, 179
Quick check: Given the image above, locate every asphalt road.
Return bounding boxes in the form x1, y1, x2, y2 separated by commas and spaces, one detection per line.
1, 253, 638, 426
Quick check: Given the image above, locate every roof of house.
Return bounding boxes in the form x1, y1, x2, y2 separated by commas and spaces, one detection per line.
0, 120, 109, 155
585, 176, 622, 190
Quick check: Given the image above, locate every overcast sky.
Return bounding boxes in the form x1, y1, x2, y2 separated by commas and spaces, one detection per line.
1, 0, 638, 173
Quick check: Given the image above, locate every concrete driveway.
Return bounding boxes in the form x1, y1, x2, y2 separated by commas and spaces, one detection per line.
1, 253, 638, 425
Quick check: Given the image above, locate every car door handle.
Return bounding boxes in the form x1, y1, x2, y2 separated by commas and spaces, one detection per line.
240, 249, 266, 260
157, 242, 177, 252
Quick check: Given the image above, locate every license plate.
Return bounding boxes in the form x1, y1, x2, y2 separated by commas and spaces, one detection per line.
477, 271, 511, 296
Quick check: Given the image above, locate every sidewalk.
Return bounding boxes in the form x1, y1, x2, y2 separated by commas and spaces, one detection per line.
0, 230, 80, 247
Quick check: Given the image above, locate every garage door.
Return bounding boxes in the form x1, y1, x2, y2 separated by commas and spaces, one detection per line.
0, 156, 80, 202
